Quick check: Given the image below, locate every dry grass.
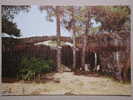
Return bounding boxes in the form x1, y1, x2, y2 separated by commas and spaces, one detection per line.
0, 72, 132, 95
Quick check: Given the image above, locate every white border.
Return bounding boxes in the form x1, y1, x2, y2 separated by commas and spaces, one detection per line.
0, 0, 133, 99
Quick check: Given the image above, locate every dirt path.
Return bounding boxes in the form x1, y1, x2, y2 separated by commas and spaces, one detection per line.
0, 72, 131, 95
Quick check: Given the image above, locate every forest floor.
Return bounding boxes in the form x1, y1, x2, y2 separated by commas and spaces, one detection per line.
0, 72, 132, 95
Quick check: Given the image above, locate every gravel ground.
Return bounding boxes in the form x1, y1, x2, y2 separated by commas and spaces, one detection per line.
0, 72, 132, 95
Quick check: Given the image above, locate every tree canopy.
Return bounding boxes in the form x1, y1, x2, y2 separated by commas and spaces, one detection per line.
91, 6, 130, 32
2, 5, 30, 37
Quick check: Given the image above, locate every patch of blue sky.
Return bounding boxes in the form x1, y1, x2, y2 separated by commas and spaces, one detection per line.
13, 5, 101, 38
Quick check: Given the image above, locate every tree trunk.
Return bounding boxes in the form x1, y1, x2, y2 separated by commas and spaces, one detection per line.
56, 6, 61, 72
116, 52, 122, 81
71, 7, 76, 71
116, 51, 119, 65
95, 52, 97, 67
82, 8, 91, 71
81, 34, 87, 71
72, 31, 76, 70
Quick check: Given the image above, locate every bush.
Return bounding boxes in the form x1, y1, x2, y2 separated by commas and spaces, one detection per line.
18, 57, 55, 80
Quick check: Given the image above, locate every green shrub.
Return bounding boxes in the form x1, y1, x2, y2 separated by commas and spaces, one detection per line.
18, 57, 55, 80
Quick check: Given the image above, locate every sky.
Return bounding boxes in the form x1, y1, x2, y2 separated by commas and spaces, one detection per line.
13, 5, 101, 38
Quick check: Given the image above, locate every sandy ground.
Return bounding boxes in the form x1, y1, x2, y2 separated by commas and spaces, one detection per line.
0, 72, 132, 95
